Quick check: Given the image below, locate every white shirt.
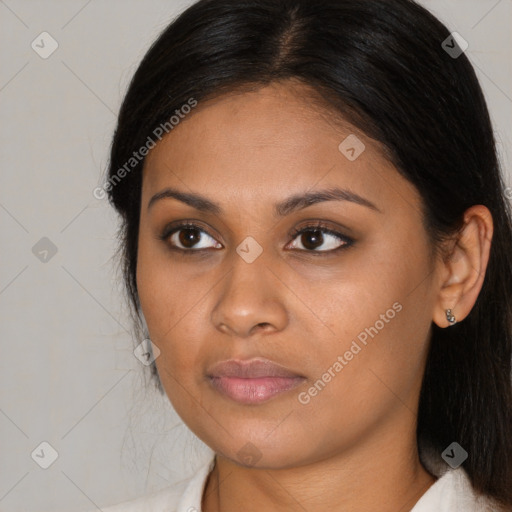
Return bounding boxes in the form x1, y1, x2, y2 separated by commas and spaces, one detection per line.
96, 453, 501, 512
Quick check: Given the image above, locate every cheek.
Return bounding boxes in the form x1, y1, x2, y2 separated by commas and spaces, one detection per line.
136, 234, 210, 392
298, 282, 428, 443
136, 229, 199, 337
287, 290, 432, 455
297, 234, 434, 397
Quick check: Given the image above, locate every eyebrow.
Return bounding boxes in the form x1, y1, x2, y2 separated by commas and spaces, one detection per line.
147, 186, 382, 216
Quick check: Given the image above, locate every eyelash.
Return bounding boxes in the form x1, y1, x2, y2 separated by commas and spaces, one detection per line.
159, 221, 354, 257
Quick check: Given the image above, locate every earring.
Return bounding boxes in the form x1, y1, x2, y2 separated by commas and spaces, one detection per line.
445, 309, 457, 325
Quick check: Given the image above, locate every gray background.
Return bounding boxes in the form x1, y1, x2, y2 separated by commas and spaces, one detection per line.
0, 1, 510, 511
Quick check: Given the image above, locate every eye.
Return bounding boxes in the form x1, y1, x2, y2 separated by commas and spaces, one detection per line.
287, 223, 353, 253
159, 221, 354, 255
160, 222, 222, 252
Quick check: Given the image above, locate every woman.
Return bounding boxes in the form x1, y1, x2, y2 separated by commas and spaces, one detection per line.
96, 0, 512, 510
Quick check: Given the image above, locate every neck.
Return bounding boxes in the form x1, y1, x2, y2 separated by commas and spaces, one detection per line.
202, 419, 437, 512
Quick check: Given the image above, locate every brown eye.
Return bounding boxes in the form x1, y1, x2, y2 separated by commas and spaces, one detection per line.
162, 223, 222, 252
300, 229, 324, 250
288, 226, 352, 253
178, 227, 203, 249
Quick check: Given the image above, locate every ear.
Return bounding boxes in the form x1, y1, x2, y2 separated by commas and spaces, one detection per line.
432, 205, 493, 328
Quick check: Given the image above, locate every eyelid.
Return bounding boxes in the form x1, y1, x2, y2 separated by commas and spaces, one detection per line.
160, 219, 218, 238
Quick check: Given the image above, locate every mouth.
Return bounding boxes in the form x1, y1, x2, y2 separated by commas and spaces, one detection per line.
206, 358, 306, 405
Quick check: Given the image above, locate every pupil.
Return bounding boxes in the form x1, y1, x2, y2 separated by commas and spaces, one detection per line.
179, 228, 201, 248
302, 229, 323, 250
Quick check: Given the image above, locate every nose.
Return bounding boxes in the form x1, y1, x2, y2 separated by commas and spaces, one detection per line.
211, 251, 289, 338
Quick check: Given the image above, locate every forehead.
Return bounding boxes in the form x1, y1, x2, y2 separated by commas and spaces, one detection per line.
142, 82, 418, 214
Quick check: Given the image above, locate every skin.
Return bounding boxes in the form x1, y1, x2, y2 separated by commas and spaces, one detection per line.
136, 80, 493, 512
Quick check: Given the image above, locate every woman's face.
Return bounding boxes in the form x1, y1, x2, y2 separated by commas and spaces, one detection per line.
137, 81, 442, 469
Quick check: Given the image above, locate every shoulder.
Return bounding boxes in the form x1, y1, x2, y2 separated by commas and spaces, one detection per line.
411, 467, 503, 512
90, 455, 216, 512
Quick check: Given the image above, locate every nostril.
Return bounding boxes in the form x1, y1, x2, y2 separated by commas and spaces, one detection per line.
254, 322, 272, 332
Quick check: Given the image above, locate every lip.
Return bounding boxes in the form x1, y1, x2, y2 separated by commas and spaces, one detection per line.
207, 358, 306, 404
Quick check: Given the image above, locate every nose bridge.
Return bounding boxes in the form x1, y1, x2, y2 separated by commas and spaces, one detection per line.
211, 243, 288, 336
